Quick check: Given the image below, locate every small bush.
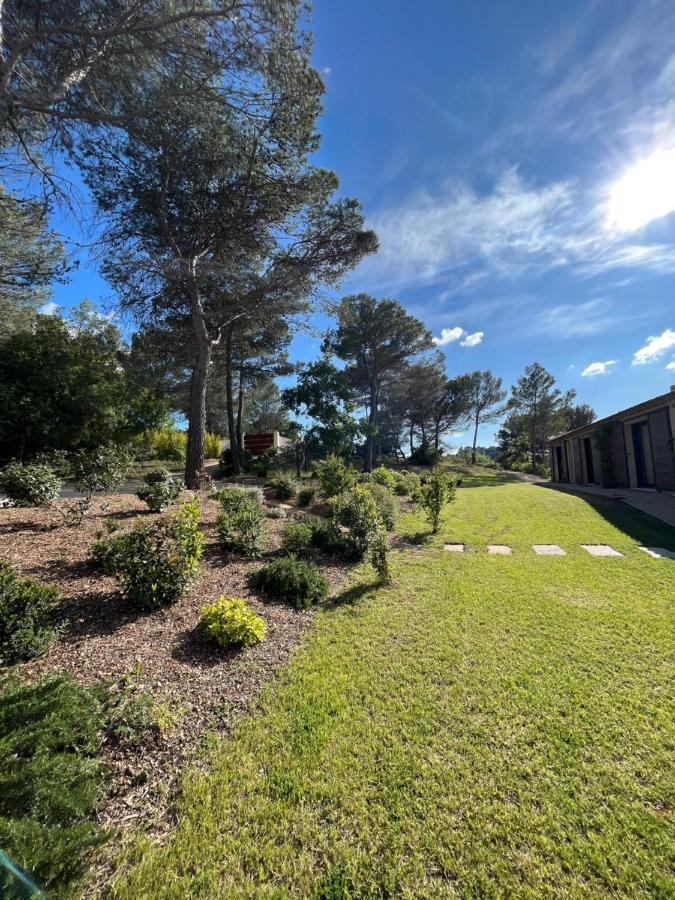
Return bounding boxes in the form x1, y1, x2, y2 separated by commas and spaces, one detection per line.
0, 462, 62, 508
281, 521, 313, 556
330, 484, 383, 558
216, 491, 266, 557
136, 468, 182, 512
417, 467, 457, 533
371, 465, 397, 490
297, 486, 316, 507
393, 471, 419, 496
266, 505, 287, 519
98, 669, 157, 749
330, 485, 392, 582
204, 432, 223, 458
71, 444, 131, 496
218, 447, 253, 476
201, 597, 265, 648
32, 449, 74, 479
409, 445, 442, 466
144, 428, 187, 461
310, 521, 359, 560
105, 501, 204, 611
270, 474, 297, 501
249, 556, 329, 610
316, 455, 357, 499
0, 563, 59, 664
363, 482, 398, 531
247, 449, 278, 477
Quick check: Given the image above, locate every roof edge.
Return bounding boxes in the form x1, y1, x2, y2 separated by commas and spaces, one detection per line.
549, 389, 675, 445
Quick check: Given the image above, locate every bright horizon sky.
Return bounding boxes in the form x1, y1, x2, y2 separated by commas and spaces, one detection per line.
46, 0, 675, 447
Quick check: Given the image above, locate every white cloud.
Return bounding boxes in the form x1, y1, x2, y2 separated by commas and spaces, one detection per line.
460, 331, 484, 347
581, 360, 618, 377
666, 360, 675, 371
632, 329, 675, 365
432, 326, 464, 346
322, 66, 332, 76
39, 301, 59, 315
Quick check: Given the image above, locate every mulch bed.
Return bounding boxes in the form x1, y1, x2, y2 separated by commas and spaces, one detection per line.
0, 490, 349, 842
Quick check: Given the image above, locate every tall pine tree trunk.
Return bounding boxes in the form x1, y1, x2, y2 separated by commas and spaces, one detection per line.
364, 381, 377, 472
185, 273, 211, 489
471, 414, 480, 464
224, 326, 241, 477
236, 365, 245, 458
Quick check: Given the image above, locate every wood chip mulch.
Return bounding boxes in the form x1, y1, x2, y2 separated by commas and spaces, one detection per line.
0, 492, 350, 847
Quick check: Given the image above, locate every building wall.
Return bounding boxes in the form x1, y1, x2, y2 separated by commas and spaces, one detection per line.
550, 397, 675, 491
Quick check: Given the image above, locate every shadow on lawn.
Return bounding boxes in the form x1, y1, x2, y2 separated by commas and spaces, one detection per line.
326, 580, 381, 608
448, 467, 524, 489
537, 484, 675, 550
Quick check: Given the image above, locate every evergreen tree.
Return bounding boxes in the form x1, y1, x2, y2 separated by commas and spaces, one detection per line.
463, 370, 506, 464
507, 362, 576, 466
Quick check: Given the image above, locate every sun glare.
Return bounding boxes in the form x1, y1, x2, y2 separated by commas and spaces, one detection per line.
607, 148, 675, 232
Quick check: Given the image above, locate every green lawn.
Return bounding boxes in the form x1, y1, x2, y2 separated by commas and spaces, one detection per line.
113, 470, 675, 898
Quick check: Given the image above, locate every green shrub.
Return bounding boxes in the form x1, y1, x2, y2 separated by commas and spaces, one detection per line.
409, 445, 442, 466
297, 486, 316, 507
247, 449, 278, 477
266, 505, 287, 519
0, 462, 62, 508
97, 668, 158, 749
200, 597, 265, 648
310, 521, 359, 560
371, 465, 397, 489
204, 432, 222, 458
218, 447, 253, 476
136, 468, 182, 512
146, 428, 187, 461
363, 482, 398, 531
316, 455, 357, 499
31, 449, 74, 479
0, 674, 106, 895
393, 471, 419, 496
270, 473, 297, 501
417, 467, 457, 533
330, 484, 382, 558
249, 556, 329, 610
216, 491, 266, 557
281, 521, 313, 556
71, 444, 131, 496
0, 563, 59, 664
105, 500, 204, 610
330, 485, 392, 583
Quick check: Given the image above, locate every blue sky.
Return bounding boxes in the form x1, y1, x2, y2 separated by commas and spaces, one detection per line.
48, 0, 675, 445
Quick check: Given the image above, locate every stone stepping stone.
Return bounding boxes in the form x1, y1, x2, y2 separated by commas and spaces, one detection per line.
638, 546, 675, 560
487, 545, 512, 555
581, 545, 624, 557
443, 543, 464, 552
532, 544, 566, 556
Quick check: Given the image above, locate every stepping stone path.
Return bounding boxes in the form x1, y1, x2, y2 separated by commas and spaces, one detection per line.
638, 546, 675, 560
532, 544, 566, 556
581, 545, 624, 557
487, 545, 512, 555
443, 544, 464, 552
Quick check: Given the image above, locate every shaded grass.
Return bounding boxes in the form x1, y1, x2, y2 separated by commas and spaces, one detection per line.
113, 471, 675, 898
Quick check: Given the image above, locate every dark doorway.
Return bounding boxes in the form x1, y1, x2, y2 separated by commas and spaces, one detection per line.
555, 445, 566, 481
583, 437, 595, 484
632, 421, 655, 488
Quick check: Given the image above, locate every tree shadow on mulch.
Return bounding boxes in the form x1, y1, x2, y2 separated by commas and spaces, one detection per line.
171, 625, 241, 669
56, 589, 149, 643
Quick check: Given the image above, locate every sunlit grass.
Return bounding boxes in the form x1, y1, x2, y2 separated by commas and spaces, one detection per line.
112, 469, 675, 898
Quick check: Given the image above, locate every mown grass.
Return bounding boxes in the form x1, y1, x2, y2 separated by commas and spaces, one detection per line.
113, 469, 675, 898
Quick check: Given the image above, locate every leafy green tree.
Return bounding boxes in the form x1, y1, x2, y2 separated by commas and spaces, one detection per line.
327, 294, 433, 471
283, 355, 362, 461
463, 370, 507, 464
0, 188, 68, 336
566, 403, 596, 430
0, 311, 127, 458
507, 363, 576, 466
